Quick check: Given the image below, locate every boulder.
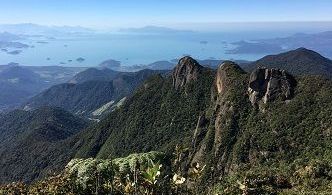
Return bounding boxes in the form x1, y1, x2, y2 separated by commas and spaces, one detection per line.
248, 68, 295, 105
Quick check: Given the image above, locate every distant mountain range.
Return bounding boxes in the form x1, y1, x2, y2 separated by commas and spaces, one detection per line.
0, 32, 21, 42
0, 66, 48, 111
69, 68, 120, 84
2, 47, 331, 114
0, 23, 94, 36
23, 68, 166, 118
0, 65, 86, 112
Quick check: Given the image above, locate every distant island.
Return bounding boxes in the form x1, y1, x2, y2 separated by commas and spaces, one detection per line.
99, 59, 121, 70
119, 25, 194, 34
226, 40, 284, 54
226, 31, 332, 57
36, 41, 49, 44
6, 50, 23, 55
0, 41, 29, 49
76, 57, 85, 63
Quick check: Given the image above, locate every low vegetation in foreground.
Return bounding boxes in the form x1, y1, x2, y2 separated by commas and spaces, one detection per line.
1, 149, 332, 194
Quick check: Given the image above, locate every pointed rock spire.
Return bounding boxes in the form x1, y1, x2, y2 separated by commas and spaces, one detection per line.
215, 61, 245, 94
172, 56, 203, 90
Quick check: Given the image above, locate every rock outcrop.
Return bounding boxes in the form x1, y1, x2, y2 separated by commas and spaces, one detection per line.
190, 61, 248, 177
215, 61, 246, 94
248, 68, 296, 105
172, 56, 203, 90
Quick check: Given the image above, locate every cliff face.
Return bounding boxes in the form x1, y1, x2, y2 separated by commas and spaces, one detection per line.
215, 61, 246, 94
190, 61, 249, 177
172, 56, 203, 90
248, 68, 296, 106
72, 57, 215, 161
180, 55, 332, 194
189, 62, 305, 182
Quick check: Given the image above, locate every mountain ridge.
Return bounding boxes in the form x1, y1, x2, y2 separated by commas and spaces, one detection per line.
23, 68, 166, 118
1, 51, 332, 194
246, 47, 332, 79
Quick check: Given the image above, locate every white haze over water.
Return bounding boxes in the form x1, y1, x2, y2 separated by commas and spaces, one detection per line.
0, 22, 332, 67
0, 31, 294, 67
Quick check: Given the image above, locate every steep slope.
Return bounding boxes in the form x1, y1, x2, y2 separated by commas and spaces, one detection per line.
23, 81, 117, 116
0, 107, 89, 183
246, 48, 332, 79
0, 57, 213, 185
23, 69, 165, 117
189, 62, 332, 194
73, 56, 215, 158
69, 58, 332, 193
2, 53, 332, 194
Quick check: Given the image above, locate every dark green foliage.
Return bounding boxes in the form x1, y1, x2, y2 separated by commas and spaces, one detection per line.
233, 75, 332, 165
2, 52, 332, 194
25, 81, 117, 115
74, 70, 215, 159
0, 107, 89, 184
246, 48, 332, 79
24, 69, 166, 117
208, 75, 332, 194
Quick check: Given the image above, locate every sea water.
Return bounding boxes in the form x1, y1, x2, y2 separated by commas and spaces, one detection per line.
0, 30, 296, 67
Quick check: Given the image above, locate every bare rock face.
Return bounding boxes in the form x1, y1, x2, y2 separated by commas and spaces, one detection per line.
172, 56, 203, 90
190, 61, 247, 177
248, 68, 296, 105
215, 61, 245, 94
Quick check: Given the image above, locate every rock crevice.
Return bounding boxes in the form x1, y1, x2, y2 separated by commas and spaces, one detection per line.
248, 68, 296, 105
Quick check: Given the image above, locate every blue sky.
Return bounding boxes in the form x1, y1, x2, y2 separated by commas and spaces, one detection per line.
1, 0, 332, 29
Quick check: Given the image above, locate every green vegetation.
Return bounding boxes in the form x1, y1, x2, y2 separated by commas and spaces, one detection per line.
74, 69, 215, 158
0, 150, 204, 194
0, 107, 89, 184
1, 54, 332, 194
247, 48, 332, 79
199, 74, 332, 194
24, 69, 165, 117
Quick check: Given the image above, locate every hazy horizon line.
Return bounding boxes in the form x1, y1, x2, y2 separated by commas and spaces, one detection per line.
1, 21, 332, 31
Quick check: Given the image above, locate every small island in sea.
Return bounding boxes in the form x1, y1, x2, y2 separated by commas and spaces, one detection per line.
76, 57, 85, 63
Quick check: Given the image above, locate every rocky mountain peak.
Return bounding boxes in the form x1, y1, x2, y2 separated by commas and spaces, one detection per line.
172, 56, 203, 90
248, 68, 296, 105
215, 61, 245, 94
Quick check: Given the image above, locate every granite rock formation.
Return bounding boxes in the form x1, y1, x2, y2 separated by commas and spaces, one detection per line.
172, 56, 203, 90
248, 68, 296, 105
